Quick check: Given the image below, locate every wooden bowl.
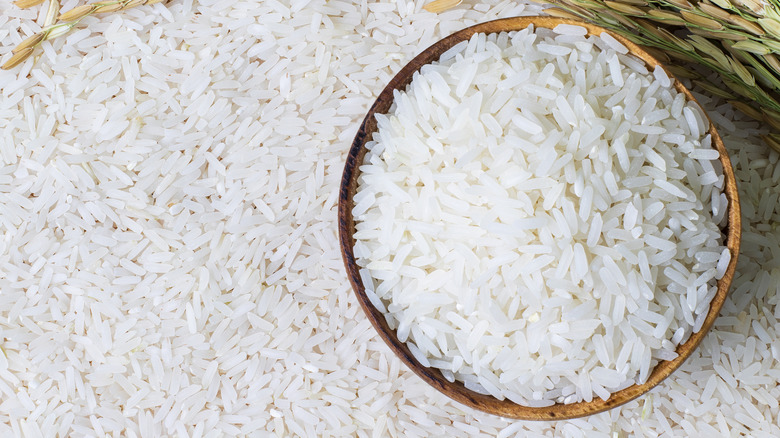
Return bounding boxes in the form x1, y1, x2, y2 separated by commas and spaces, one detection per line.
338, 16, 741, 420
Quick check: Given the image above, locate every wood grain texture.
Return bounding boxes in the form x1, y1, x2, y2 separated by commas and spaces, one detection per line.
337, 16, 742, 420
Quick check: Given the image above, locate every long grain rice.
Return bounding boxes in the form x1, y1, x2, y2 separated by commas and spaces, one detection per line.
1, 0, 779, 435
353, 27, 729, 405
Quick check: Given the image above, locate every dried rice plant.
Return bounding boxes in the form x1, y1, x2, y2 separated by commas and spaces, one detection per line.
2, 0, 165, 70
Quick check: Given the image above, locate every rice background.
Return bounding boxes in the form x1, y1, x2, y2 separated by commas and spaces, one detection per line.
0, 0, 779, 436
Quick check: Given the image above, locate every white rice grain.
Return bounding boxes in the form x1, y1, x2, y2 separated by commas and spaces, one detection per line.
354, 28, 728, 406
2, 1, 777, 436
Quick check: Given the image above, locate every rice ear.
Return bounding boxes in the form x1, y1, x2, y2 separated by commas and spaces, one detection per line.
689, 27, 746, 41
122, 0, 146, 9
693, 80, 737, 99
665, 64, 701, 79
13, 0, 45, 8
12, 32, 45, 53
647, 10, 686, 25
58, 4, 96, 21
46, 24, 73, 40
666, 49, 700, 63
681, 10, 724, 30
728, 56, 756, 86
688, 35, 733, 70
725, 15, 765, 36
761, 134, 780, 153
2, 47, 34, 70
665, 0, 693, 9
709, 0, 734, 8
604, 1, 645, 15
764, 53, 780, 76
602, 9, 639, 28
723, 79, 756, 99
697, 3, 735, 21
728, 100, 763, 120
758, 18, 780, 38
762, 39, 780, 53
731, 40, 771, 55
544, 7, 585, 20
95, 2, 124, 12
641, 46, 671, 64
762, 109, 780, 130
43, 0, 60, 27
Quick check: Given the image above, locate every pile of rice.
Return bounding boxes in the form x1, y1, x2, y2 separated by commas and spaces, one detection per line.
0, 0, 778, 436
353, 26, 731, 406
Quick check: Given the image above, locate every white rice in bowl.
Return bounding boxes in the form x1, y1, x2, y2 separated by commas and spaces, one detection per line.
352, 25, 731, 406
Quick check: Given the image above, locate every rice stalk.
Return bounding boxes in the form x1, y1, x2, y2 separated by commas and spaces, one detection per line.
2, 0, 165, 70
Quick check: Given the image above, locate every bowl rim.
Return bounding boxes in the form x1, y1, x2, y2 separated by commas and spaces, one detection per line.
338, 16, 742, 420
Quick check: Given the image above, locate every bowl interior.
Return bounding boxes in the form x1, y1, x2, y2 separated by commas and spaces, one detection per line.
338, 16, 741, 420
